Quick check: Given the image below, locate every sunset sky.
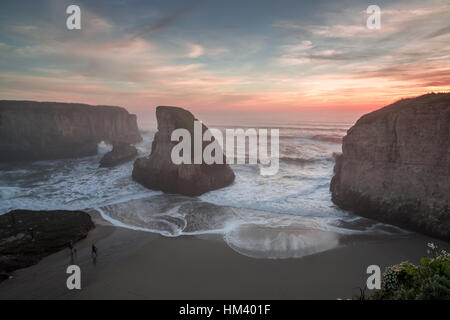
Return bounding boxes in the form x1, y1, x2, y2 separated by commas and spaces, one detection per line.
1, 0, 449, 117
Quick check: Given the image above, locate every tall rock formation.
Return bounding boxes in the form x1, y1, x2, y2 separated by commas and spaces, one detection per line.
0, 101, 142, 162
99, 142, 138, 168
132, 106, 235, 196
331, 93, 450, 241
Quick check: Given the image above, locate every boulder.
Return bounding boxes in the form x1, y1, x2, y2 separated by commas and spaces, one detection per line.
0, 210, 94, 279
331, 93, 450, 241
132, 106, 235, 196
100, 142, 138, 167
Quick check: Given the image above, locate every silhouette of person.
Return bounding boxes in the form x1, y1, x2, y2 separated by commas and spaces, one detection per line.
91, 244, 98, 257
67, 241, 74, 261
91, 244, 98, 265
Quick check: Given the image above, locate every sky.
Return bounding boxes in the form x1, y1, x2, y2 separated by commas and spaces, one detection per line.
0, 0, 449, 119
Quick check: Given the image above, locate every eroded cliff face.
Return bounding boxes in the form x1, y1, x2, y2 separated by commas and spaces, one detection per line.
331, 93, 450, 241
132, 106, 235, 196
0, 101, 142, 162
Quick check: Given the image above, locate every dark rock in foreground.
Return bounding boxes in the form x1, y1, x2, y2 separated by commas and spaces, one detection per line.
0, 101, 142, 162
0, 210, 94, 279
132, 106, 235, 196
331, 93, 450, 241
100, 142, 138, 168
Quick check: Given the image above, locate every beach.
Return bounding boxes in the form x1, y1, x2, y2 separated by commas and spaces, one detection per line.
2, 116, 447, 300
0, 211, 447, 300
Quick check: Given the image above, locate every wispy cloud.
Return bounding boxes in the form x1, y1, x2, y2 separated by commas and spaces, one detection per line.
0, 0, 449, 112
186, 44, 204, 58
132, 0, 207, 37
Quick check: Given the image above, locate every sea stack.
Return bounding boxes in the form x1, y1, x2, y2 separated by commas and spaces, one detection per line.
0, 101, 142, 162
331, 93, 450, 241
132, 106, 235, 196
99, 142, 138, 168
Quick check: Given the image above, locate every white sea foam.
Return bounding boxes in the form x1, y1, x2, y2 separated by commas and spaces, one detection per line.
0, 122, 407, 258
224, 225, 340, 259
93, 195, 407, 258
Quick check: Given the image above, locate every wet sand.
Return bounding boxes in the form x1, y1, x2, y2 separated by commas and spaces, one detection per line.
0, 212, 448, 300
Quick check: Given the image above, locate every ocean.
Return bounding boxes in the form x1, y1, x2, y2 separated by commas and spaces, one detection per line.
0, 113, 409, 258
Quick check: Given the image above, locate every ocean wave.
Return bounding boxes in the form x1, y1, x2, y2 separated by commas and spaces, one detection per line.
280, 156, 333, 165
224, 225, 340, 259
310, 135, 343, 144
0, 123, 406, 259
212, 124, 349, 132
96, 196, 407, 259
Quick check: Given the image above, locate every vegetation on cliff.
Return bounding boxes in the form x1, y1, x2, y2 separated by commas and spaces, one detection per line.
370, 243, 450, 300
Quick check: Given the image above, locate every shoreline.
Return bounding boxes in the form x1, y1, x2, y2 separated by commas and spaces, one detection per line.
0, 210, 448, 300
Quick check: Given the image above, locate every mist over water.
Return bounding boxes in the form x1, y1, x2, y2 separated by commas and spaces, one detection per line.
0, 115, 409, 258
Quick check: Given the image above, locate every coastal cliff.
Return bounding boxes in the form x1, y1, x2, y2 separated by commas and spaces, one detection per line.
331, 93, 450, 241
132, 106, 235, 196
0, 101, 142, 162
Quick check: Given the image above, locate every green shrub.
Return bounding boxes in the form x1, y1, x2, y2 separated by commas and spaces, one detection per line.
371, 243, 450, 300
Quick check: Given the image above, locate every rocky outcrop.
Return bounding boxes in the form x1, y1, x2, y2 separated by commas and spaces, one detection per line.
0, 101, 142, 162
331, 93, 450, 241
132, 106, 235, 196
100, 142, 138, 168
0, 210, 94, 280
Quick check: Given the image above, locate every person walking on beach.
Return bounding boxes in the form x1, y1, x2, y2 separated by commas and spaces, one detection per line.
68, 240, 77, 257
68, 241, 75, 263
91, 244, 98, 259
